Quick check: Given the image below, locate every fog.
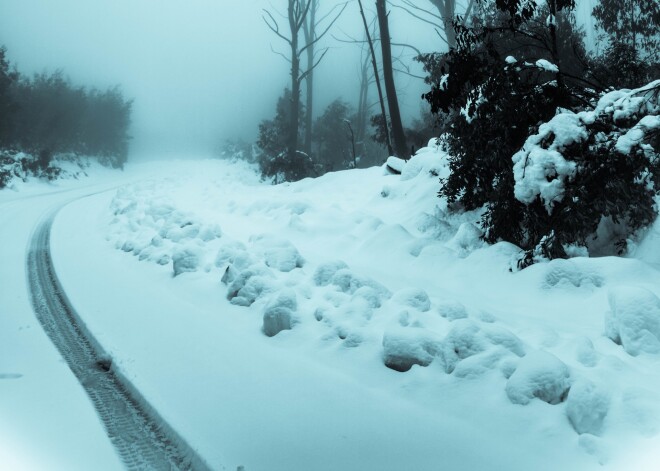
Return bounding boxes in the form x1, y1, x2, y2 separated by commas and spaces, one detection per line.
0, 0, 449, 157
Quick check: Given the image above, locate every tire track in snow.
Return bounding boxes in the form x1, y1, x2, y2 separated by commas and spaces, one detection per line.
27, 199, 214, 471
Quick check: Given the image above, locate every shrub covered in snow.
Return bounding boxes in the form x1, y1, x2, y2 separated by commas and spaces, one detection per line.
513, 81, 660, 266
420, 3, 659, 266
605, 286, 660, 355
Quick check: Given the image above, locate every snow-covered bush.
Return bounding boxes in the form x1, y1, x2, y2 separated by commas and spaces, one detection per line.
418, 0, 659, 266
514, 80, 660, 266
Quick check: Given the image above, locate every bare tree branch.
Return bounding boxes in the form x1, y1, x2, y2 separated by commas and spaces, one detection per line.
270, 44, 292, 63
299, 2, 348, 56
262, 9, 292, 45
299, 48, 328, 82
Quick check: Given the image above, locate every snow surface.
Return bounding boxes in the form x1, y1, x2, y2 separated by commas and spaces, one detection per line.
5, 146, 660, 469
0, 182, 126, 470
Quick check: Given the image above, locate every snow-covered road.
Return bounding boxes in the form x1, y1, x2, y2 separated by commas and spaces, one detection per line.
27, 198, 211, 470
0, 186, 124, 470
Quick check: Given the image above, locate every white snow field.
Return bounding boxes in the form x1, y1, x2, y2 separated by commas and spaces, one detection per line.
3, 144, 660, 470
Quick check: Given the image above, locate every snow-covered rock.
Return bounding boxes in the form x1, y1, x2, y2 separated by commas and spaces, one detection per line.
382, 329, 442, 372
505, 350, 571, 405
262, 289, 298, 337
172, 247, 201, 276
226, 266, 275, 307
605, 286, 660, 355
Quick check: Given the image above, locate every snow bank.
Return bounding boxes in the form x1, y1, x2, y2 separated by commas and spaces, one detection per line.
605, 286, 660, 355
93, 149, 660, 468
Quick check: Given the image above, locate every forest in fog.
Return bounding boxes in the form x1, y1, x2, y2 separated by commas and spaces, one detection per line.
0, 2, 659, 470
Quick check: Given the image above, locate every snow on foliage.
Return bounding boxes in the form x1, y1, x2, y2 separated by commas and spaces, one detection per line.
512, 112, 583, 211
513, 80, 660, 213
535, 59, 559, 73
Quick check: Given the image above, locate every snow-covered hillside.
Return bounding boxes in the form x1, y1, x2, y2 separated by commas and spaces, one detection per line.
44, 144, 660, 470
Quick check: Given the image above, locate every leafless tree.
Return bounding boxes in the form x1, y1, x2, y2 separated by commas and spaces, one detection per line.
263, 0, 345, 161
376, 0, 408, 158
392, 0, 475, 50
357, 0, 393, 156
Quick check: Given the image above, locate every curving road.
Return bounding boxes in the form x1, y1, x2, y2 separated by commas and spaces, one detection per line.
26, 198, 212, 471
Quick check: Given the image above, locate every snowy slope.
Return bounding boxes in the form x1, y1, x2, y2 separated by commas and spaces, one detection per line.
47, 150, 660, 470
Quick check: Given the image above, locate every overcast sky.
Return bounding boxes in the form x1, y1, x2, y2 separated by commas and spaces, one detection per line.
0, 0, 441, 157
0, 0, 595, 157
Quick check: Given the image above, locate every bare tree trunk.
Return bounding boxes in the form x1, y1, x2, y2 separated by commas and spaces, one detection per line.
429, 0, 456, 50
357, 0, 392, 156
356, 46, 370, 145
345, 119, 357, 168
288, 0, 301, 160
303, 0, 317, 157
376, 0, 408, 158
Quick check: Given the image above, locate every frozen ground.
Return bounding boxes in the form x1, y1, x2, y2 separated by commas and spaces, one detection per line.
3, 146, 660, 470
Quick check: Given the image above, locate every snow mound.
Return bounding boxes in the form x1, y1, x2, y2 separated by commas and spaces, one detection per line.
250, 235, 304, 272
226, 266, 276, 307
331, 268, 391, 298
172, 246, 201, 276
263, 289, 297, 337
313, 260, 349, 286
543, 259, 604, 289
215, 240, 251, 269
566, 379, 610, 435
605, 286, 660, 355
441, 320, 525, 374
382, 329, 442, 372
400, 149, 447, 181
505, 350, 571, 405
445, 222, 484, 257
437, 300, 468, 321
391, 288, 431, 312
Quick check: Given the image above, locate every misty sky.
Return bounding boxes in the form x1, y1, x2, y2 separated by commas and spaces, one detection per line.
0, 0, 595, 157
0, 0, 436, 157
